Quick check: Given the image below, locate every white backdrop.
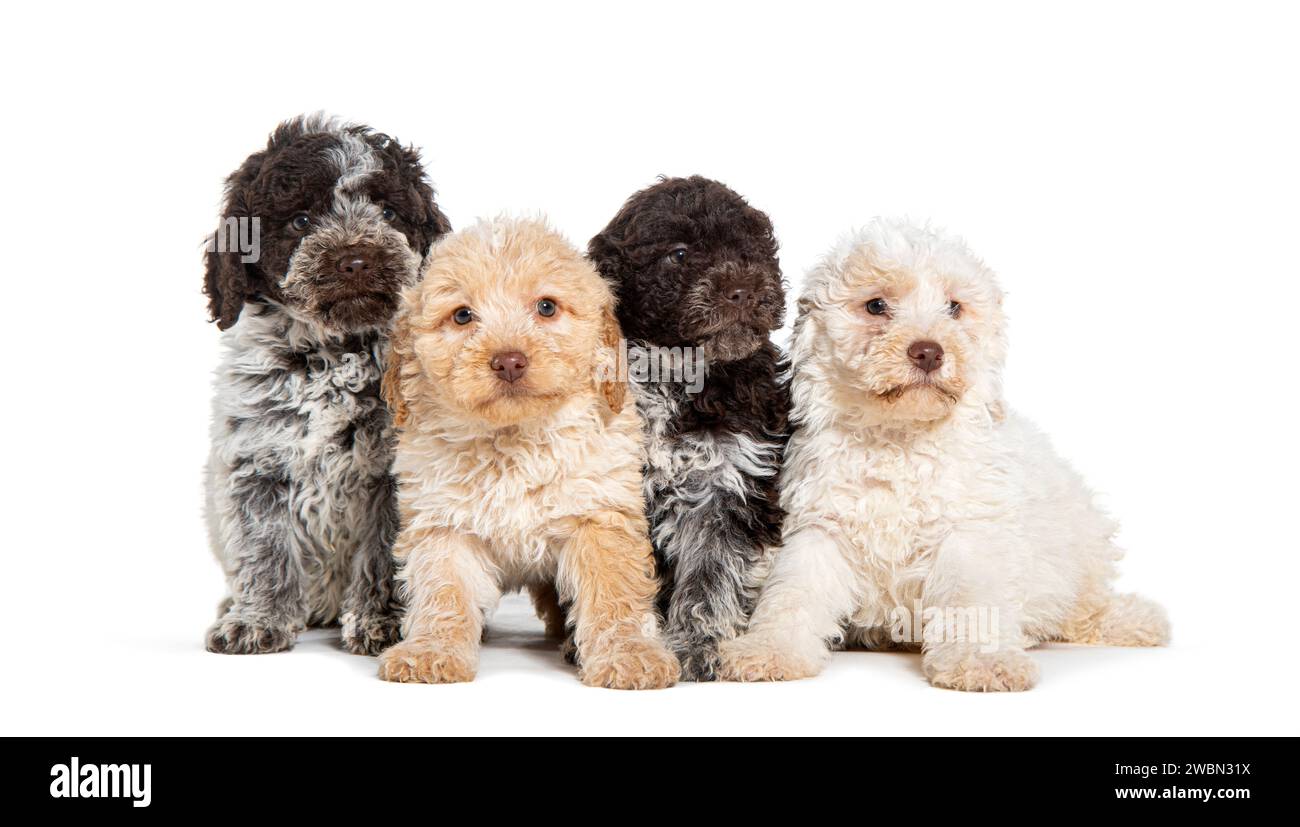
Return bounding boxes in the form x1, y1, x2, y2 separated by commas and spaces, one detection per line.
3, 0, 1297, 736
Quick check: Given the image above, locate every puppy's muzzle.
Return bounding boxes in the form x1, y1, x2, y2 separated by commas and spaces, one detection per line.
490, 351, 528, 383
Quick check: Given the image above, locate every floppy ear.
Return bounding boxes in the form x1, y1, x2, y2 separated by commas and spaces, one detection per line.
204, 246, 250, 330
597, 305, 626, 414
586, 231, 625, 291
381, 310, 412, 428
204, 150, 265, 329
424, 200, 453, 250
395, 143, 452, 259
787, 295, 820, 368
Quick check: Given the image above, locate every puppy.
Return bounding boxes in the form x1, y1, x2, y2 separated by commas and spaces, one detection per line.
377, 217, 679, 689
204, 115, 450, 655
720, 219, 1170, 691
588, 176, 790, 680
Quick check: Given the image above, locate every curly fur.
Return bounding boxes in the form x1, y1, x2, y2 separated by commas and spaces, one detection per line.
204, 115, 450, 655
376, 217, 679, 689
588, 176, 791, 680
719, 218, 1170, 690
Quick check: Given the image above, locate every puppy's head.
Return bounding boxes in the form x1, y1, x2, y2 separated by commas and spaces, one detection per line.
588, 176, 784, 362
793, 219, 1006, 425
385, 217, 625, 430
204, 114, 451, 333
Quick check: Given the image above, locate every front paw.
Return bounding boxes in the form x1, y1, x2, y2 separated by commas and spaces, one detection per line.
206, 614, 299, 654
924, 646, 1039, 692
377, 639, 477, 684
673, 641, 722, 682
580, 636, 680, 690
340, 610, 402, 656
718, 634, 825, 682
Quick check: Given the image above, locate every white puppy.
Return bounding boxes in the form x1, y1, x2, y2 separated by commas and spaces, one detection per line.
720, 219, 1169, 691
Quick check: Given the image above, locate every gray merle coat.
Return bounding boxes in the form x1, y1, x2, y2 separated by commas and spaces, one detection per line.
203, 115, 450, 655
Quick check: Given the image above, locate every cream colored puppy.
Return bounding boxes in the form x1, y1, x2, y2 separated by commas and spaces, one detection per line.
377, 217, 679, 689
720, 219, 1169, 691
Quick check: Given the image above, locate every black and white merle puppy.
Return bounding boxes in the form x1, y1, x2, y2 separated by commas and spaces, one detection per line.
203, 115, 451, 655
588, 176, 790, 680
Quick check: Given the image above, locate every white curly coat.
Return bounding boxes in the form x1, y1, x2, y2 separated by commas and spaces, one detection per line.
720, 219, 1169, 691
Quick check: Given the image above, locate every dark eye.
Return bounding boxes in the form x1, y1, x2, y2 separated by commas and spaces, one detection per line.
381, 207, 397, 222
536, 298, 558, 318
667, 246, 688, 265
866, 298, 889, 316
452, 307, 473, 325
291, 213, 311, 231
949, 300, 962, 318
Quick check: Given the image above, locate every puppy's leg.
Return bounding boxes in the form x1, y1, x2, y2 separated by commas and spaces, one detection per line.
556, 515, 679, 690
1059, 591, 1171, 647
339, 477, 403, 656
921, 526, 1038, 692
528, 581, 569, 640
377, 528, 497, 683
719, 527, 858, 681
660, 532, 759, 680
206, 474, 307, 654
528, 580, 578, 664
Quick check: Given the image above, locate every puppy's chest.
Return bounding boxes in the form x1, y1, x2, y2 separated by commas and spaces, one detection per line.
224, 341, 391, 479
401, 426, 637, 563
635, 381, 777, 503
817, 438, 961, 568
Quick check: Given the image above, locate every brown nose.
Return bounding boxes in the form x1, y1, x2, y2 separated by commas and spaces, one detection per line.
335, 253, 372, 274
490, 351, 528, 383
718, 274, 757, 306
908, 340, 944, 373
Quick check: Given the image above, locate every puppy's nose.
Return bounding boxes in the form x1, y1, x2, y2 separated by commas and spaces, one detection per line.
335, 252, 372, 275
719, 275, 757, 306
725, 287, 751, 305
490, 351, 528, 383
908, 341, 944, 373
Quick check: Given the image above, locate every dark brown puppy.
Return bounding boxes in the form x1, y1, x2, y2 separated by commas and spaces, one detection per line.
587, 176, 790, 680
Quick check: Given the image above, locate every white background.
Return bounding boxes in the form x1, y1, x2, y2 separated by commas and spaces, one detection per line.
3, 0, 1297, 736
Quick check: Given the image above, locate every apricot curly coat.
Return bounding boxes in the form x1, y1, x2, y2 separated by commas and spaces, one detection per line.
378, 217, 679, 689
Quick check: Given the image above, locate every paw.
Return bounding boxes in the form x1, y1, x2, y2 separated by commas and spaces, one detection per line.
560, 633, 579, 666
206, 615, 299, 655
924, 647, 1039, 692
1098, 595, 1172, 647
674, 642, 722, 682
718, 634, 824, 682
580, 636, 680, 690
377, 640, 476, 684
340, 610, 402, 656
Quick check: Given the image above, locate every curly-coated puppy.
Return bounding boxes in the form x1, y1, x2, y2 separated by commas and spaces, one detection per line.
377, 217, 679, 689
720, 219, 1170, 690
204, 115, 451, 655
588, 176, 790, 680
